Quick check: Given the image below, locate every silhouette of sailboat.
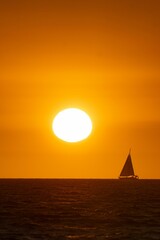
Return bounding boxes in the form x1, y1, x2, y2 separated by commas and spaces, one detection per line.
119, 151, 139, 179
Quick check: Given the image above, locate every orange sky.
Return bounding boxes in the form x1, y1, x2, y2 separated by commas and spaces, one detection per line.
1, 0, 160, 178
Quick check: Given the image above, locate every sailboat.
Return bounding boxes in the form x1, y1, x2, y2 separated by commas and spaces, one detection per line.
119, 151, 139, 179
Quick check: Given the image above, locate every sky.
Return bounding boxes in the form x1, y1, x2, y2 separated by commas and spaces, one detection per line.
1, 0, 160, 178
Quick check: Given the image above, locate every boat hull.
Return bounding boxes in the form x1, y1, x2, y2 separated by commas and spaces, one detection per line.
119, 175, 139, 180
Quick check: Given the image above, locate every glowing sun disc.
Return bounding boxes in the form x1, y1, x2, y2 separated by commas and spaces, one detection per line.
52, 108, 92, 142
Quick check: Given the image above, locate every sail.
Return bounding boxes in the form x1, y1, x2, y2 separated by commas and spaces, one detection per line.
120, 153, 135, 177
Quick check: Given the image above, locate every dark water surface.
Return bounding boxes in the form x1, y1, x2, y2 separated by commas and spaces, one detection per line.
0, 179, 159, 239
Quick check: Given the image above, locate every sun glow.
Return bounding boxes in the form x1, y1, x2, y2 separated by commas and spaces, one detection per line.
52, 108, 92, 142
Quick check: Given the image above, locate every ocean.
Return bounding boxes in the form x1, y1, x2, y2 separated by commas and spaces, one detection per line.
0, 179, 159, 240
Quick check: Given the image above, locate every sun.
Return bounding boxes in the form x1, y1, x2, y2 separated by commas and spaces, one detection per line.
52, 108, 92, 142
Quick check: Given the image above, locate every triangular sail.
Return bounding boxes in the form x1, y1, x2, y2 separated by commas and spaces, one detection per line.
120, 153, 135, 177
